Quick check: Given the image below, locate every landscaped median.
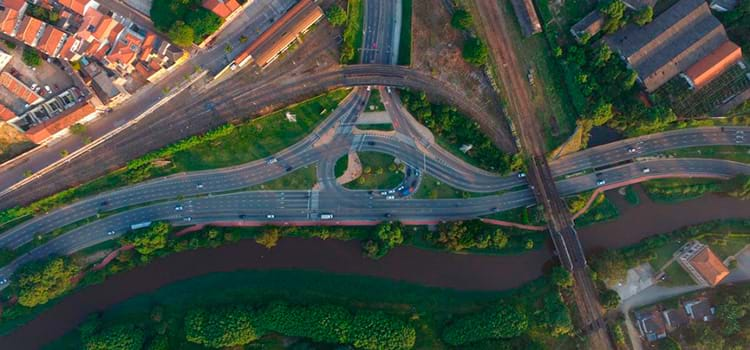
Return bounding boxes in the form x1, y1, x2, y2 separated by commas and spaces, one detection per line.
0, 89, 351, 233
0, 219, 547, 335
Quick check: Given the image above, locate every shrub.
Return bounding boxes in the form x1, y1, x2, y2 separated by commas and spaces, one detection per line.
462, 37, 488, 66
22, 47, 41, 67
451, 8, 473, 30
326, 5, 347, 26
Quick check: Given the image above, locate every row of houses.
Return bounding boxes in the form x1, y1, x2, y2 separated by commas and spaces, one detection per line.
635, 297, 715, 342
572, 0, 744, 94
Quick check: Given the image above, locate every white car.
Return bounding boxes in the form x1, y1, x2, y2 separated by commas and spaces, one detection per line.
642, 168, 651, 173
183, 216, 192, 222
106, 230, 115, 236
386, 195, 395, 200
380, 191, 388, 196
175, 205, 184, 211
44, 85, 52, 94
196, 183, 204, 189
266, 214, 276, 219
267, 157, 278, 164
517, 172, 526, 178
627, 147, 636, 153
596, 179, 606, 186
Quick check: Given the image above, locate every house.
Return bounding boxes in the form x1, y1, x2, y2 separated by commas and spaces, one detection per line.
0, 0, 27, 37
684, 297, 716, 322
662, 308, 689, 331
676, 240, 730, 287
510, 0, 542, 37
0, 47, 11, 71
605, 0, 739, 92
683, 40, 743, 90
37, 26, 68, 57
24, 101, 96, 143
16, 15, 45, 47
202, 0, 240, 19
635, 308, 667, 342
57, 0, 90, 16
570, 11, 604, 42
0, 102, 14, 121
0, 72, 43, 105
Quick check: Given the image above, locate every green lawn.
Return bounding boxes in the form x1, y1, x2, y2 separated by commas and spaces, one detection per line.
355, 123, 394, 131
342, 0, 364, 64
484, 205, 547, 226
624, 185, 640, 206
413, 175, 483, 199
661, 262, 696, 287
397, 0, 412, 65
648, 241, 682, 271
365, 87, 385, 111
0, 90, 350, 232
573, 194, 619, 227
343, 152, 404, 190
248, 166, 317, 190
334, 155, 349, 178
642, 178, 724, 203
663, 146, 750, 164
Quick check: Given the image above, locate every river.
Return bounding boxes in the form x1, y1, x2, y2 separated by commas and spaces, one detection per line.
1, 190, 748, 347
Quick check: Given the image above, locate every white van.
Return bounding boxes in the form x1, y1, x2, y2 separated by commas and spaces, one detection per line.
319, 213, 334, 220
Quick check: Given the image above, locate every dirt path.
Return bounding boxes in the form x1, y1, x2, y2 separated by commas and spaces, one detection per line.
336, 151, 362, 185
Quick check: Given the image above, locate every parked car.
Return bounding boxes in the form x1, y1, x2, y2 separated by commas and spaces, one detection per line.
320, 213, 334, 220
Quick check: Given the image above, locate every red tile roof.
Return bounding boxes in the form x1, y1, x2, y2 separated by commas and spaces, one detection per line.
26, 102, 96, 144
3, 0, 27, 11
0, 72, 42, 105
202, 0, 240, 18
0, 103, 15, 121
59, 35, 77, 59
685, 41, 742, 90
37, 26, 66, 57
58, 0, 87, 15
254, 5, 323, 67
0, 7, 19, 36
689, 246, 729, 286
234, 0, 312, 66
16, 16, 44, 46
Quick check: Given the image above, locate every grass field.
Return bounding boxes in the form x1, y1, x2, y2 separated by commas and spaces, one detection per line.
573, 193, 620, 227
413, 175, 481, 199
248, 166, 317, 190
642, 178, 725, 203
334, 155, 349, 178
343, 152, 403, 190
342, 0, 364, 64
355, 123, 394, 131
365, 88, 385, 111
661, 262, 696, 287
397, 0, 412, 65
662, 146, 750, 164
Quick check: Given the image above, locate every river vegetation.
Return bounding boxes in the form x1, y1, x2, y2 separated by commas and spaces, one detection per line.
399, 89, 523, 174
642, 175, 750, 203
43, 267, 576, 349
0, 220, 546, 333
590, 219, 750, 284
0, 90, 350, 233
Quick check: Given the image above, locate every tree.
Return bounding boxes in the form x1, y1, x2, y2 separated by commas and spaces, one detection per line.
600, 0, 627, 33
462, 37, 488, 66
599, 289, 620, 309
22, 47, 41, 67
442, 305, 529, 345
717, 296, 746, 335
185, 9, 223, 42
376, 222, 404, 248
590, 102, 614, 126
15, 257, 80, 307
349, 311, 416, 350
255, 228, 281, 248
122, 222, 170, 256
633, 6, 654, 26
69, 123, 87, 136
593, 44, 613, 67
82, 324, 145, 350
326, 5, 347, 26
551, 266, 574, 289
184, 306, 261, 348
451, 9, 473, 30
168, 21, 194, 47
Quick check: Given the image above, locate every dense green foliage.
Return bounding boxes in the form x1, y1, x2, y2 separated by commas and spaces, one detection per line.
451, 8, 473, 30
643, 176, 750, 203
22, 47, 41, 67
27, 3, 60, 24
442, 305, 529, 345
184, 305, 260, 347
326, 5, 347, 26
462, 36, 488, 66
428, 221, 511, 251
121, 222, 170, 256
150, 0, 222, 45
340, 0, 364, 64
362, 222, 404, 259
632, 6, 653, 26
599, 0, 627, 33
82, 324, 145, 350
599, 289, 621, 309
717, 0, 750, 53
397, 0, 412, 65
399, 89, 521, 173
14, 257, 79, 307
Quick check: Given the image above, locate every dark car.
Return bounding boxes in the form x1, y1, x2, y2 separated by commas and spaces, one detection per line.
100, 200, 109, 206
239, 214, 247, 219
285, 166, 293, 172
384, 213, 392, 218
367, 141, 375, 146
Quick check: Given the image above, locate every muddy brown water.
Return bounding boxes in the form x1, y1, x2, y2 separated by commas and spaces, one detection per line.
2, 189, 748, 348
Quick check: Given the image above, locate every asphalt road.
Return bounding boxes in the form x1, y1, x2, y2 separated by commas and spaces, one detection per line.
361, 0, 399, 64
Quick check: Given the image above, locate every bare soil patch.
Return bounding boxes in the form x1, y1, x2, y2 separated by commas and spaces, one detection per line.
0, 122, 33, 163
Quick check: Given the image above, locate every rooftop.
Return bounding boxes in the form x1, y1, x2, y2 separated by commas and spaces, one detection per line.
58, 0, 88, 15
16, 15, 44, 46
37, 26, 66, 57
685, 40, 743, 89
688, 246, 729, 286
0, 72, 42, 105
202, 0, 240, 18
25, 102, 96, 144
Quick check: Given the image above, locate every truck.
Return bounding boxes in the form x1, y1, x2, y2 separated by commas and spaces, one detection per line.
130, 222, 152, 230
319, 213, 334, 220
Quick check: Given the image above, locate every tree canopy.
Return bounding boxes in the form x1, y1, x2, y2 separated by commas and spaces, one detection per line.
442, 305, 529, 345
122, 222, 170, 256
82, 324, 145, 350
15, 257, 80, 307
151, 0, 221, 44
168, 21, 195, 47
326, 5, 347, 26
462, 37, 488, 66
451, 8, 473, 30
633, 6, 654, 26
185, 306, 261, 348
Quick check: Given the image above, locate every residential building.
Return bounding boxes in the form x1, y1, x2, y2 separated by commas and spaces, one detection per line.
676, 240, 730, 287
16, 15, 45, 47
0, 71, 43, 105
0, 0, 27, 37
0, 47, 11, 70
635, 308, 667, 342
663, 308, 689, 331
685, 297, 716, 322
24, 100, 96, 143
570, 11, 604, 42
605, 0, 741, 92
37, 25, 68, 57
57, 0, 89, 15
202, 0, 240, 19
0, 102, 14, 120
510, 0, 542, 37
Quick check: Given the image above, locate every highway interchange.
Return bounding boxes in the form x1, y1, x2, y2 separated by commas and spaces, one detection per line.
0, 86, 747, 280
